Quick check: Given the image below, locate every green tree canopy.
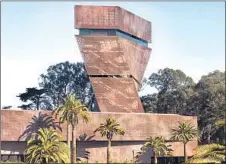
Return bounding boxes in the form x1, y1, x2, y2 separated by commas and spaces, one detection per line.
141, 69, 225, 145
39, 61, 97, 111
142, 68, 195, 114
148, 68, 194, 92
187, 70, 225, 144
17, 87, 47, 110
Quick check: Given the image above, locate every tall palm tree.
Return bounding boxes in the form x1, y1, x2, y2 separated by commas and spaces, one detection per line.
140, 136, 172, 164
170, 121, 198, 163
94, 117, 125, 163
187, 143, 225, 163
53, 95, 91, 163
53, 101, 71, 155
24, 128, 69, 163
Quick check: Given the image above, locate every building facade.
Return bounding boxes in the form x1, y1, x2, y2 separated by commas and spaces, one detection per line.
1, 5, 198, 163
75, 5, 152, 113
1, 110, 197, 163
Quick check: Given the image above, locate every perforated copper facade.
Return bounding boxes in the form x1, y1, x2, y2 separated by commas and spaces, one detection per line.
89, 77, 143, 112
1, 110, 198, 162
76, 36, 130, 76
1, 110, 197, 142
76, 35, 151, 83
75, 5, 152, 42
119, 37, 151, 83
75, 5, 152, 113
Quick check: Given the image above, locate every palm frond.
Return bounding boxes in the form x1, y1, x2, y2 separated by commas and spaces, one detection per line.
140, 136, 171, 157
170, 121, 198, 143
94, 117, 125, 140
52, 95, 91, 128
24, 128, 70, 163
188, 143, 225, 163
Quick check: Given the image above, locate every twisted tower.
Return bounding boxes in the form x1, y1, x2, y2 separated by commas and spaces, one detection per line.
75, 5, 152, 113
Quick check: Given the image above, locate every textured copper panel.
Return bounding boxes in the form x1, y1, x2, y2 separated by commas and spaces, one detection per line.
1, 110, 198, 142
133, 78, 140, 91
89, 77, 143, 113
75, 6, 152, 113
1, 110, 198, 160
119, 37, 151, 83
76, 35, 130, 75
75, 6, 119, 29
75, 5, 152, 42
76, 35, 151, 83
119, 7, 152, 42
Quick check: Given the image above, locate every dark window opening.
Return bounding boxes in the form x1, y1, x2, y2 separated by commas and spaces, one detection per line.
1, 154, 25, 162
89, 74, 132, 78
79, 29, 148, 47
149, 157, 185, 164
89, 75, 140, 85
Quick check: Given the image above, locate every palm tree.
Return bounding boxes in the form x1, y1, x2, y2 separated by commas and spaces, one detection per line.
53, 100, 71, 156
53, 95, 90, 163
187, 119, 226, 163
24, 128, 69, 163
170, 121, 198, 163
94, 117, 125, 163
187, 143, 225, 163
140, 136, 172, 164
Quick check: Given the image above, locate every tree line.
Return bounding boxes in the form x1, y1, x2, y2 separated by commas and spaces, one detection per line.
3, 61, 224, 146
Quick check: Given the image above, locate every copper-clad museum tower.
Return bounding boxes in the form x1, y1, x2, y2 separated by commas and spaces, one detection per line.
75, 5, 152, 113
1, 5, 198, 163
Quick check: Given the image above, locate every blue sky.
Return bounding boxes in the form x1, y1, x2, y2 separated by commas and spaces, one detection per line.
1, 2, 225, 108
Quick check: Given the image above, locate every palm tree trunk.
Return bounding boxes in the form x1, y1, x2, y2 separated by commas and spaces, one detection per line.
154, 156, 157, 164
107, 139, 111, 163
67, 123, 71, 162
72, 126, 77, 164
154, 152, 157, 164
184, 143, 187, 163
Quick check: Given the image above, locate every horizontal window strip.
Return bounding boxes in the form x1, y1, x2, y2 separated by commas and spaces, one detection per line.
79, 29, 148, 47
88, 74, 140, 84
